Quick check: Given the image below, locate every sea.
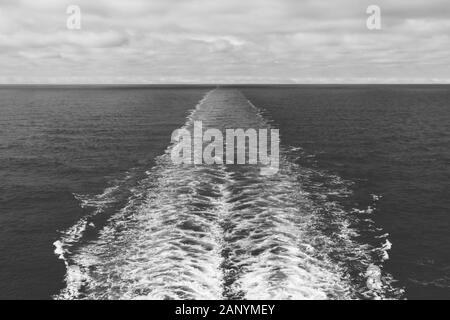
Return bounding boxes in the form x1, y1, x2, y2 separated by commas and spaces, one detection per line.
0, 85, 449, 299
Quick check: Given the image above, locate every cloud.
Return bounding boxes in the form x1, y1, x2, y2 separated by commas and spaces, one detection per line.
0, 31, 129, 49
0, 0, 449, 83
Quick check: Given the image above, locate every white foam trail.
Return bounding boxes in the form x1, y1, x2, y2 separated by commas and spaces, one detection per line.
54, 89, 404, 300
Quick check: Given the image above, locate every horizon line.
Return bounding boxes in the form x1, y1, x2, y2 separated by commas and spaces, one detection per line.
1, 83, 450, 86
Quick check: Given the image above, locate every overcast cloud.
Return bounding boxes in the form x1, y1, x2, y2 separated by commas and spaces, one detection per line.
0, 0, 449, 83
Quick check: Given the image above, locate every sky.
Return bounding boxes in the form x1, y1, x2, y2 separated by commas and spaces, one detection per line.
0, 0, 449, 84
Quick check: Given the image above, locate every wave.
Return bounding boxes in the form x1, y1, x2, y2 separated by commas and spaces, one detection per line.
54, 88, 404, 300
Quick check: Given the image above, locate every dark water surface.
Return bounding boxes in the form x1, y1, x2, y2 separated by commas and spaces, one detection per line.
0, 86, 212, 299
0, 85, 448, 299
242, 85, 450, 299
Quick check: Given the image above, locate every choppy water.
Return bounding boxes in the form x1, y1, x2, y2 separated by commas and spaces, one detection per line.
53, 89, 401, 300
1, 85, 449, 299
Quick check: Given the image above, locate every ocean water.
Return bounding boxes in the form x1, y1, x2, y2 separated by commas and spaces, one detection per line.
0, 85, 448, 299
